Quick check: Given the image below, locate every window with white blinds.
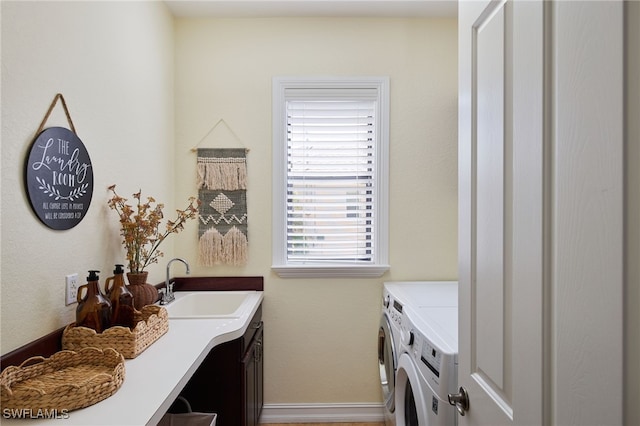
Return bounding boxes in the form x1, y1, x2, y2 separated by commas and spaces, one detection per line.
286, 97, 376, 262
272, 77, 390, 278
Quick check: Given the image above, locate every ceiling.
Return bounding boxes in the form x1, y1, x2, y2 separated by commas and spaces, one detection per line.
164, 0, 457, 18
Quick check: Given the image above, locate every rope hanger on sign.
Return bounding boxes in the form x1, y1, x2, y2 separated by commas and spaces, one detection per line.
36, 93, 77, 136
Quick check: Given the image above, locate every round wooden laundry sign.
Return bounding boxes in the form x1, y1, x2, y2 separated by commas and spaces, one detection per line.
25, 126, 93, 230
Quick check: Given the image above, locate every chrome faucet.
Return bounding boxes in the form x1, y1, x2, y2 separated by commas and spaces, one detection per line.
160, 258, 190, 305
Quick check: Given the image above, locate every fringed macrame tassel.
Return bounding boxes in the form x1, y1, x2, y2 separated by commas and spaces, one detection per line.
198, 226, 247, 266
198, 228, 224, 266
197, 160, 247, 190
222, 226, 248, 266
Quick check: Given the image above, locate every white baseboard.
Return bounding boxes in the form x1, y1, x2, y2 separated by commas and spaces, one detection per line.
259, 402, 385, 423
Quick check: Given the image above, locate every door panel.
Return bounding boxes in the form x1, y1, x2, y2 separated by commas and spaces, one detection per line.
474, 0, 506, 394
458, 0, 544, 424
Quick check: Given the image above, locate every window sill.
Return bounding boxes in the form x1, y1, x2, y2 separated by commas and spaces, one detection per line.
271, 264, 390, 278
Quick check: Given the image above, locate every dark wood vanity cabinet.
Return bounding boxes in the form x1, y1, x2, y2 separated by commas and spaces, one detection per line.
175, 305, 263, 426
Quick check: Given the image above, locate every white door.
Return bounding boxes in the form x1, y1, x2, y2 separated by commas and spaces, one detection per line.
457, 0, 545, 424
457, 1, 624, 425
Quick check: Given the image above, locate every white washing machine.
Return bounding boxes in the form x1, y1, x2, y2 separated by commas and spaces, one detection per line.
384, 282, 458, 426
379, 283, 406, 426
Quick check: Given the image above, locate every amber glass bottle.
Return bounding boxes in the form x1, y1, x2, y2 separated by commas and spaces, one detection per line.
105, 264, 135, 328
76, 270, 112, 333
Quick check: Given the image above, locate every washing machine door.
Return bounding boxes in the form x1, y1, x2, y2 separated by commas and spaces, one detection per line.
378, 314, 397, 417
395, 353, 430, 426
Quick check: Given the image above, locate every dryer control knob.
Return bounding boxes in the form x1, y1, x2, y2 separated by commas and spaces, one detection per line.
402, 330, 415, 347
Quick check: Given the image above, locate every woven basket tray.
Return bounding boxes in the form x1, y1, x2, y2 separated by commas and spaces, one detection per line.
62, 305, 168, 359
0, 347, 125, 414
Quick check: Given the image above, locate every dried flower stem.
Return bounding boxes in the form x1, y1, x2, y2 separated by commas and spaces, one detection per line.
107, 185, 200, 273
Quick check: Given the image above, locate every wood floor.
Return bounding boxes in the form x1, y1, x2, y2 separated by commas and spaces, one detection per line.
262, 423, 384, 426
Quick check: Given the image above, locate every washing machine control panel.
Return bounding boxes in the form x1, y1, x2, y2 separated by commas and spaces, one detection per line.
403, 330, 441, 378
405, 328, 457, 400
383, 293, 404, 328
421, 340, 442, 377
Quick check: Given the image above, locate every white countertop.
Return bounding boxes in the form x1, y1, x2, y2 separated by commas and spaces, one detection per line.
2, 291, 264, 426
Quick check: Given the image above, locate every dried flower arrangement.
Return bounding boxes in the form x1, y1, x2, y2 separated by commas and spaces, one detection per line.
107, 185, 200, 273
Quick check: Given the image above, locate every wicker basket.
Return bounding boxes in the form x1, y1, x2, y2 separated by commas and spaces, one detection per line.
62, 305, 168, 359
0, 347, 125, 415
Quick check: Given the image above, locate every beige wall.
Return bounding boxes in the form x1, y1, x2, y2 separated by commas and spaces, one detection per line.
0, 1, 176, 353
172, 17, 459, 404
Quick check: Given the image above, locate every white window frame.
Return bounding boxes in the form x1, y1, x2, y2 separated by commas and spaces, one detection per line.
272, 76, 390, 278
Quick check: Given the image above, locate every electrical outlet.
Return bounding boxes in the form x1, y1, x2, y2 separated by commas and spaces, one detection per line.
65, 273, 79, 306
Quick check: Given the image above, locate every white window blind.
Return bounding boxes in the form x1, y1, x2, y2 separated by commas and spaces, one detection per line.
286, 97, 376, 263
272, 77, 389, 278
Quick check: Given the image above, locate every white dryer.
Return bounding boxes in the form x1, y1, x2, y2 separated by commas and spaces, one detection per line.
379, 284, 406, 425
385, 281, 458, 426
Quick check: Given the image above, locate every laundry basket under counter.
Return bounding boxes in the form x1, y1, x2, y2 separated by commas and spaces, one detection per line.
159, 396, 217, 426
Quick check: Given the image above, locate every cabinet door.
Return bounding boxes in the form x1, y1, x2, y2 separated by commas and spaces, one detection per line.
255, 324, 264, 421
242, 323, 264, 426
243, 337, 257, 426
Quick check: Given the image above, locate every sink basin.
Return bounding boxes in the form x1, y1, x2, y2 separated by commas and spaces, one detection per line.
164, 291, 256, 319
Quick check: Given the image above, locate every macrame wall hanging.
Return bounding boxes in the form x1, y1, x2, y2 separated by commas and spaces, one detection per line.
193, 120, 249, 266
